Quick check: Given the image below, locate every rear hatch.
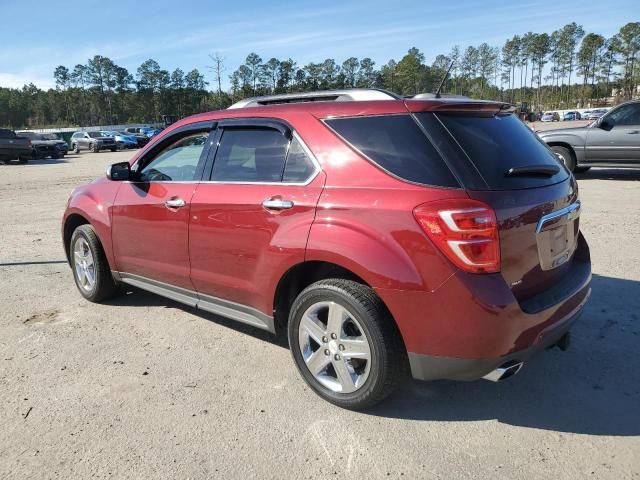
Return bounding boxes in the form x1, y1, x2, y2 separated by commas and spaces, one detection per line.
411, 104, 587, 309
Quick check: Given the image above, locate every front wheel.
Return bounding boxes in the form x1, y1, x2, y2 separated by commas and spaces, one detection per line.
288, 279, 405, 410
73, 143, 80, 154
91, 143, 99, 153
551, 145, 576, 172
70, 224, 118, 302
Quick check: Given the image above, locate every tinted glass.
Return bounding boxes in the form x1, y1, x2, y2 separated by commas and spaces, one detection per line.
283, 136, 316, 182
429, 113, 568, 190
212, 128, 288, 182
325, 115, 459, 187
88, 132, 102, 138
0, 129, 15, 139
139, 132, 208, 182
606, 103, 640, 126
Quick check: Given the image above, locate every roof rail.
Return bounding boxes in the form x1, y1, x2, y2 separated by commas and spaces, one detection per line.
411, 93, 470, 100
228, 88, 401, 109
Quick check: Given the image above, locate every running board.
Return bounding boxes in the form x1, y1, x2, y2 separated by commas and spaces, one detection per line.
112, 272, 275, 333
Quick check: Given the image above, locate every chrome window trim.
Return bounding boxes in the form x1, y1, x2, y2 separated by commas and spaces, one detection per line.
535, 201, 581, 234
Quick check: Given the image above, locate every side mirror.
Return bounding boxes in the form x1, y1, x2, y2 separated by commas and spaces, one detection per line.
598, 119, 613, 131
106, 161, 131, 181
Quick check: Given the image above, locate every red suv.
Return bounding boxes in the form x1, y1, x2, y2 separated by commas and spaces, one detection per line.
62, 89, 591, 409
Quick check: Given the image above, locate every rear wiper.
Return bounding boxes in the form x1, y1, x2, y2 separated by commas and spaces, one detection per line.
505, 165, 560, 177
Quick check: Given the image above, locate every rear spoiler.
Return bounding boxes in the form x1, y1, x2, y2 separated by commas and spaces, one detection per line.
405, 99, 515, 115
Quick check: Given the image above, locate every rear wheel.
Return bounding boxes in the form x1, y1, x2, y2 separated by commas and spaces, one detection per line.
70, 224, 118, 302
551, 145, 576, 172
288, 279, 405, 410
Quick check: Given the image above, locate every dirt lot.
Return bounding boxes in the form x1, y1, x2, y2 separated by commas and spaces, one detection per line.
1, 146, 639, 479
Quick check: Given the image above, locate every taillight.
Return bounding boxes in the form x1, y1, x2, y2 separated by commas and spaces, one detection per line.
413, 198, 500, 274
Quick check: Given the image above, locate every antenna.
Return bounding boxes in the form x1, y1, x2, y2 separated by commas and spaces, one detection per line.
435, 61, 455, 99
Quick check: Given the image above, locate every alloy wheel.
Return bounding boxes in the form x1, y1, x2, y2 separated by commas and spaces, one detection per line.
73, 237, 96, 292
297, 301, 372, 394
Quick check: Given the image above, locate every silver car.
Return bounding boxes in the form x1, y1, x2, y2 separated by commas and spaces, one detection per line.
537, 101, 640, 172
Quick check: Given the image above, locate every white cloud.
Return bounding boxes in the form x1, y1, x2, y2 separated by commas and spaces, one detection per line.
0, 72, 55, 89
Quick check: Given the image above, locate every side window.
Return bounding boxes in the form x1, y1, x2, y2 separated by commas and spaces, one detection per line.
606, 104, 640, 126
138, 131, 208, 182
326, 115, 459, 187
211, 128, 288, 182
283, 136, 316, 183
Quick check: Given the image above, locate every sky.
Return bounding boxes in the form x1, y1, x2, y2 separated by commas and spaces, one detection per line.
0, 0, 637, 90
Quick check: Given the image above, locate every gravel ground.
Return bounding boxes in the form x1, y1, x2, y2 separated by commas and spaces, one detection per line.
1, 146, 639, 479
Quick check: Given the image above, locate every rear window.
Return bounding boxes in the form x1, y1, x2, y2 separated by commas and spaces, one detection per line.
325, 115, 459, 188
426, 113, 568, 190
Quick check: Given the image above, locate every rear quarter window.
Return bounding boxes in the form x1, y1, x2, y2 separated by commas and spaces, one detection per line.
426, 113, 568, 190
324, 115, 459, 188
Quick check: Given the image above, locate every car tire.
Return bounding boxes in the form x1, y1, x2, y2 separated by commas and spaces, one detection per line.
69, 224, 119, 303
551, 145, 576, 172
51, 152, 60, 160
288, 278, 405, 410
110, 147, 117, 152
91, 143, 99, 153
18, 157, 28, 164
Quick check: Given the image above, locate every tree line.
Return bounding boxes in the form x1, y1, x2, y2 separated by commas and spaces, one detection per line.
0, 21, 638, 129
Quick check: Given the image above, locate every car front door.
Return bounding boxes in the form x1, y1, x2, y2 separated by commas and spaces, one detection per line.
585, 103, 640, 164
111, 121, 215, 290
189, 120, 324, 320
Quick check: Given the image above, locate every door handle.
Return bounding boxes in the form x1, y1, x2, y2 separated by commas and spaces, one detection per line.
262, 198, 294, 210
165, 197, 186, 208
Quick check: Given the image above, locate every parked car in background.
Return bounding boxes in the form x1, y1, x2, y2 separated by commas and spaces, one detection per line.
541, 112, 560, 122
124, 126, 157, 137
17, 131, 68, 159
123, 131, 151, 148
585, 109, 608, 121
63, 89, 591, 409
70, 131, 117, 153
100, 131, 138, 150
0, 129, 31, 163
538, 100, 640, 172
563, 111, 582, 121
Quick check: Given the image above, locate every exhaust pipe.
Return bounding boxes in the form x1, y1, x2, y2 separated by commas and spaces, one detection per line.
483, 361, 524, 382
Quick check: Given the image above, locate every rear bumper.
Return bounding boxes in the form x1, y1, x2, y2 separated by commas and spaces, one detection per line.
375, 234, 591, 380
407, 288, 589, 381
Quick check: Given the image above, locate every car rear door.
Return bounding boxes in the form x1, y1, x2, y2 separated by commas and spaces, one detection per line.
189, 119, 324, 318
111, 121, 216, 289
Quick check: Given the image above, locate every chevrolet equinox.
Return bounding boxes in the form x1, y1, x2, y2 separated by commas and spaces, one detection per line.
62, 89, 591, 409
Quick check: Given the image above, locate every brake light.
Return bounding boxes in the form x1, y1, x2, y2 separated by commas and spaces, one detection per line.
413, 199, 500, 274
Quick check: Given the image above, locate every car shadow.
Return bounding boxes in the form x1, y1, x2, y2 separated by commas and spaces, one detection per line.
106, 273, 639, 436
575, 168, 640, 181
368, 273, 640, 436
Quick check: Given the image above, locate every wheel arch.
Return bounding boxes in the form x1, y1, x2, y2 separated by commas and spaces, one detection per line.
63, 213, 90, 262
273, 260, 371, 330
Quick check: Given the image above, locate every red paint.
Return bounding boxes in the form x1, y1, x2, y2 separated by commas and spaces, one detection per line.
63, 97, 591, 364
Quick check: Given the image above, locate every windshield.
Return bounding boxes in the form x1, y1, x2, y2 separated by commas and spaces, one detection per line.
42, 133, 60, 140
88, 132, 103, 138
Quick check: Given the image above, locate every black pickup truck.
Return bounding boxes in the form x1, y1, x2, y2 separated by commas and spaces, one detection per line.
17, 131, 68, 159
0, 129, 32, 163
